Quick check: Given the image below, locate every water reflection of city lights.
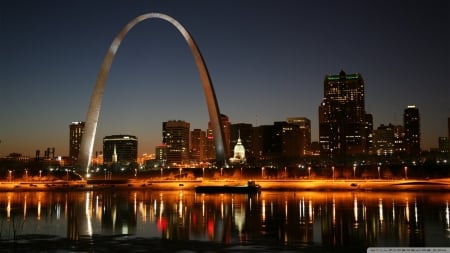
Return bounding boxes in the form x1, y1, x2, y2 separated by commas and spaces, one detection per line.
2, 191, 450, 247
234, 204, 245, 234
285, 200, 288, 223
202, 198, 205, 217
37, 193, 41, 220
445, 201, 449, 232
23, 194, 27, 219
406, 198, 410, 223
392, 200, 395, 223
56, 203, 61, 220
354, 195, 358, 227
414, 199, 419, 225
95, 195, 101, 220
133, 192, 137, 216
309, 199, 313, 222
221, 198, 224, 219
379, 198, 383, 224
85, 192, 93, 236
6, 193, 11, 219
332, 197, 336, 225
262, 199, 266, 222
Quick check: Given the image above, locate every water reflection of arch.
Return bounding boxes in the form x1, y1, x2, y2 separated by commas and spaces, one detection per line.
78, 13, 226, 173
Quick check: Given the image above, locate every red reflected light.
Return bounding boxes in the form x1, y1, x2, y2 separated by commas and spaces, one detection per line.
157, 217, 168, 231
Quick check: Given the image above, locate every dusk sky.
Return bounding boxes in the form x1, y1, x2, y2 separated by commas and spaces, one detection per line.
1, 0, 449, 158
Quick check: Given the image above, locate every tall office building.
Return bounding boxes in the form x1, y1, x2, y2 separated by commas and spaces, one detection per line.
252, 125, 279, 161
103, 135, 138, 164
319, 70, 367, 161
162, 120, 190, 165
286, 117, 311, 156
221, 114, 231, 159
205, 114, 231, 161
403, 105, 420, 158
69, 121, 85, 165
155, 144, 168, 167
190, 129, 206, 164
373, 124, 395, 156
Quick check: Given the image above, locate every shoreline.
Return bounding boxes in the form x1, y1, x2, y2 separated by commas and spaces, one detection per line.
1, 178, 450, 192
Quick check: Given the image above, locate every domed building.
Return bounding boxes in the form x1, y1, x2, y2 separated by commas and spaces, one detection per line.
229, 132, 246, 164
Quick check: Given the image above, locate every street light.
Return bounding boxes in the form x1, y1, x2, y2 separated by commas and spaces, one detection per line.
39, 170, 42, 181
161, 167, 163, 178
261, 167, 265, 179
377, 166, 381, 179
404, 166, 408, 179
202, 167, 205, 179
25, 169, 28, 182
353, 164, 356, 178
8, 170, 12, 182
332, 166, 335, 180
308, 166, 311, 178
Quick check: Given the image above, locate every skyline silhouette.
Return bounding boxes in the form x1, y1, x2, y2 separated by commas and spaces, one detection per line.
1, 0, 449, 157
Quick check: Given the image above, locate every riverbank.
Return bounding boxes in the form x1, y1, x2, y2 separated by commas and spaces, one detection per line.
1, 178, 450, 192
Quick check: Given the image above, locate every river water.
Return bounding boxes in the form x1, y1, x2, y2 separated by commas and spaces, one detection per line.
1, 190, 449, 252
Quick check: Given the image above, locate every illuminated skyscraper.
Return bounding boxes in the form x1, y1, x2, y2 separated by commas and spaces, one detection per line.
190, 129, 206, 163
69, 121, 85, 165
403, 105, 420, 159
319, 70, 367, 161
103, 135, 138, 164
221, 114, 231, 159
163, 120, 190, 165
206, 114, 231, 162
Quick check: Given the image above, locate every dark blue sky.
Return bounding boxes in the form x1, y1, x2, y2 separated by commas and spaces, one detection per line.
1, 0, 449, 157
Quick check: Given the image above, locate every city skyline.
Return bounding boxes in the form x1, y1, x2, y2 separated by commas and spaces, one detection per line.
1, 0, 449, 157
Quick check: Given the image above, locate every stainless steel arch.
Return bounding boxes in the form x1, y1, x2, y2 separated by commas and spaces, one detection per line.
78, 13, 226, 174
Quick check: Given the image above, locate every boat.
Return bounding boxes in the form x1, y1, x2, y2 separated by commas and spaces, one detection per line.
195, 180, 261, 194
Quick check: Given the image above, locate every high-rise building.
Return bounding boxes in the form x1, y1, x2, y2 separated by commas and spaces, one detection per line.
221, 114, 231, 159
205, 127, 215, 161
364, 114, 374, 154
155, 144, 168, 167
69, 121, 85, 165
403, 105, 420, 159
286, 117, 311, 156
205, 114, 231, 162
252, 124, 282, 162
190, 129, 206, 164
438, 137, 449, 153
319, 70, 367, 161
373, 124, 395, 156
103, 135, 138, 164
162, 120, 190, 165
278, 121, 302, 158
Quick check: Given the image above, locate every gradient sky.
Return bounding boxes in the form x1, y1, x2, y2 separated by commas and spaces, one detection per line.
1, 0, 449, 158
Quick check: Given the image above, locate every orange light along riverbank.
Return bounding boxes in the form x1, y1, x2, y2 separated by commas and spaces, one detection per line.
1, 178, 450, 192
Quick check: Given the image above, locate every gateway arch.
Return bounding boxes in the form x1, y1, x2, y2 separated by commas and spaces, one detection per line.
78, 13, 226, 173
